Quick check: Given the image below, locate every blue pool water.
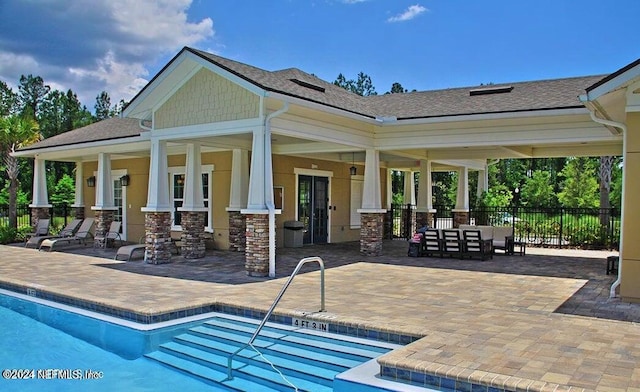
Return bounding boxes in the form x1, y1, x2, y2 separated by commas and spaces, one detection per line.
0, 296, 225, 392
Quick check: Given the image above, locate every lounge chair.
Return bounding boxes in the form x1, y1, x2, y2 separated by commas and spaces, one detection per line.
39, 218, 94, 252
25, 218, 82, 249
24, 218, 50, 244
115, 242, 146, 261
492, 226, 515, 255
94, 221, 122, 248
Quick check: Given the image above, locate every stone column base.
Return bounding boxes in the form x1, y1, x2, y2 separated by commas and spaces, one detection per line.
144, 212, 172, 264
360, 213, 384, 256
453, 211, 470, 228
228, 211, 246, 252
181, 211, 206, 259
73, 207, 85, 220
30, 207, 50, 232
93, 210, 114, 247
416, 211, 435, 228
245, 214, 269, 277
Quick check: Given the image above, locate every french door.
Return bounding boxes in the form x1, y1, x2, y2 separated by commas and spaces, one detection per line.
298, 175, 328, 244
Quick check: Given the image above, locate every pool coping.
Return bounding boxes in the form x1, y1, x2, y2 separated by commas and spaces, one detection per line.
0, 280, 595, 392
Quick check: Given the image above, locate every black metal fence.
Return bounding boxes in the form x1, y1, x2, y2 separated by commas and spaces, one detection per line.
0, 204, 72, 231
388, 204, 620, 250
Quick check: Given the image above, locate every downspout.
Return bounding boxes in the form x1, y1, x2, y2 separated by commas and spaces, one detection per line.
265, 102, 289, 278
587, 111, 627, 298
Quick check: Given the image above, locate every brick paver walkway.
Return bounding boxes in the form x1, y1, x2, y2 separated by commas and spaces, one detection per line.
2, 241, 639, 391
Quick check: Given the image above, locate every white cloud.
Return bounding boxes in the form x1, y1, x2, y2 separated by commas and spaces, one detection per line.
0, 0, 214, 109
387, 4, 428, 22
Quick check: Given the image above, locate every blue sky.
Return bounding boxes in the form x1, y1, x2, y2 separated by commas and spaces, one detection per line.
0, 0, 638, 110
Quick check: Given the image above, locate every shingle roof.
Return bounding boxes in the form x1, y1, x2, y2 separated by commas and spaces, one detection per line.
188, 48, 604, 120
20, 117, 144, 151
20, 48, 611, 153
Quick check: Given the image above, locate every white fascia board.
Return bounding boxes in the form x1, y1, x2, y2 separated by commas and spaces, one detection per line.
580, 64, 640, 103
266, 91, 377, 124
389, 107, 590, 126
151, 118, 263, 141
188, 53, 267, 97
12, 135, 151, 159
271, 117, 374, 149
431, 159, 487, 171
123, 55, 192, 118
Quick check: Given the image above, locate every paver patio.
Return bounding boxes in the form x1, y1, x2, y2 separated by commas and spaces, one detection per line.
1, 241, 639, 391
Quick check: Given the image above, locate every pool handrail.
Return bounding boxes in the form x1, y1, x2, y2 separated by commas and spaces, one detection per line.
226, 256, 326, 381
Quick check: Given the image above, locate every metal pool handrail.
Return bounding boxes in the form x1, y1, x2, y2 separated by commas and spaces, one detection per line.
226, 256, 326, 380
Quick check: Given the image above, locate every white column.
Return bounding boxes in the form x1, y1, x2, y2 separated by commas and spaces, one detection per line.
227, 149, 249, 211
385, 169, 393, 210
92, 153, 115, 210
403, 170, 416, 205
477, 167, 488, 198
141, 139, 171, 212
358, 149, 386, 213
245, 128, 268, 212
417, 160, 435, 212
178, 143, 206, 212
29, 157, 51, 208
71, 161, 84, 208
454, 167, 469, 211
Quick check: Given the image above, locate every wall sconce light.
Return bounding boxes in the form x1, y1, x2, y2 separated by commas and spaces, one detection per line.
350, 152, 357, 176
86, 176, 96, 188
120, 174, 130, 187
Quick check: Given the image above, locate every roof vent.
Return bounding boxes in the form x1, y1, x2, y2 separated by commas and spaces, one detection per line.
290, 78, 325, 93
469, 86, 514, 96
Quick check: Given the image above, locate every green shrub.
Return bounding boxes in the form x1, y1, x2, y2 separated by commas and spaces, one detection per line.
0, 226, 17, 244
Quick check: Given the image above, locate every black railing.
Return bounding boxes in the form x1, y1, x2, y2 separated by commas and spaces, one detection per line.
388, 204, 620, 250
0, 204, 72, 232
470, 206, 620, 250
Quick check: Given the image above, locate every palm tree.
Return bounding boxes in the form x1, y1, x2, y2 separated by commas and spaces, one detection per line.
0, 115, 40, 229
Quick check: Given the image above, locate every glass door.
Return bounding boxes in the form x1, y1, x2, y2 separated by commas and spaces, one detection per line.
298, 175, 328, 244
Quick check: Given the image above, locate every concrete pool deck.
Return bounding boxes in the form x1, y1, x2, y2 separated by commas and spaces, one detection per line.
1, 242, 639, 391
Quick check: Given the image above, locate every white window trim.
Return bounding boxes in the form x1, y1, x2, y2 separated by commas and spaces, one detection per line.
168, 164, 214, 232
350, 175, 364, 229
293, 167, 333, 243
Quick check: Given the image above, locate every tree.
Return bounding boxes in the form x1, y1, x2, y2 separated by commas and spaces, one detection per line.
478, 184, 513, 207
558, 157, 599, 208
333, 72, 377, 96
18, 74, 50, 119
94, 91, 112, 121
49, 174, 75, 206
520, 170, 556, 207
0, 115, 40, 229
0, 81, 18, 116
387, 82, 408, 94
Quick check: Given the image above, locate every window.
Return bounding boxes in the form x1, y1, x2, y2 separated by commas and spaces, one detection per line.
350, 175, 363, 228
169, 165, 213, 232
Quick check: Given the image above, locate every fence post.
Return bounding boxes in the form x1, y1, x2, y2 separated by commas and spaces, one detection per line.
559, 208, 563, 247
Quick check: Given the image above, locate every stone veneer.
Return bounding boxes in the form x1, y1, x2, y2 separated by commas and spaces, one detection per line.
30, 207, 50, 232
360, 213, 384, 256
93, 210, 114, 245
181, 211, 206, 259
452, 211, 469, 228
245, 214, 269, 277
228, 211, 246, 252
144, 212, 172, 264
73, 207, 85, 220
416, 211, 435, 228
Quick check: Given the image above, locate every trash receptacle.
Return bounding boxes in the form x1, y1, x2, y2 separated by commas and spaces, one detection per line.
284, 220, 304, 248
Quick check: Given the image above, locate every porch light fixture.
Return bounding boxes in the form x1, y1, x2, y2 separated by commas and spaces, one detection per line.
86, 176, 96, 188
120, 174, 130, 187
350, 152, 357, 176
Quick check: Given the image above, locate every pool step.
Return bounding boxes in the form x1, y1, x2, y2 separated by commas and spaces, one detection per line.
145, 314, 394, 392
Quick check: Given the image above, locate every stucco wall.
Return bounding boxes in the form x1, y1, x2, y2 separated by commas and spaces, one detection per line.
155, 68, 260, 129
620, 111, 640, 302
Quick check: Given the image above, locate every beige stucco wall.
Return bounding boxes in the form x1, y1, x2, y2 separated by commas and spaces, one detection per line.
620, 111, 640, 302
155, 68, 260, 129
81, 150, 388, 250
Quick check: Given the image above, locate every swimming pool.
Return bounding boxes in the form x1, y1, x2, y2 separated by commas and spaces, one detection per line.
0, 290, 228, 392
0, 290, 424, 391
